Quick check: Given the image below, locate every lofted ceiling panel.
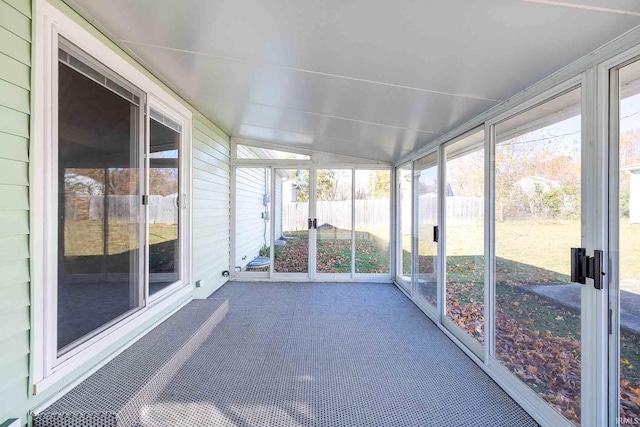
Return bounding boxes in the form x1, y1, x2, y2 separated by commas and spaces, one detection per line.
66, 0, 640, 162
196, 100, 440, 160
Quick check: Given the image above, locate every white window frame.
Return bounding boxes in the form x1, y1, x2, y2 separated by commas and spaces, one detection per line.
394, 162, 413, 293
146, 95, 193, 303
31, 0, 193, 393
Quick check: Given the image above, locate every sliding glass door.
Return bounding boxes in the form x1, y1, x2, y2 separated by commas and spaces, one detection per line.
610, 57, 640, 425
56, 41, 188, 356
392, 50, 640, 427
57, 42, 144, 353
414, 152, 439, 314
443, 130, 485, 349
398, 85, 591, 425
494, 87, 583, 426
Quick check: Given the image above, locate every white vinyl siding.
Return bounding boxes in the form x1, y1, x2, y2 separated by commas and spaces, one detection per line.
235, 167, 270, 269
191, 115, 231, 298
0, 0, 31, 423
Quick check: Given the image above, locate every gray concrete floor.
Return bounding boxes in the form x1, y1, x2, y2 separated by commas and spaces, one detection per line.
142, 282, 536, 427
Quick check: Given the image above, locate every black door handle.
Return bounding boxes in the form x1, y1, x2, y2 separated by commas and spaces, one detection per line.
571, 247, 586, 284
571, 247, 604, 290
593, 250, 604, 290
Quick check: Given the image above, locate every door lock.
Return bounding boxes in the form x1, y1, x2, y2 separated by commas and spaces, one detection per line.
570, 248, 604, 290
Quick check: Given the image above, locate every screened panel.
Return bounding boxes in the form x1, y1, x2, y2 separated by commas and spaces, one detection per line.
355, 170, 391, 274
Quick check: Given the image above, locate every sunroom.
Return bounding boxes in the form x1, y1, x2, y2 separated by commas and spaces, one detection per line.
2, 0, 640, 426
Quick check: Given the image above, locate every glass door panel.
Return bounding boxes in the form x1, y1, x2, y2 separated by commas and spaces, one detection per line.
57, 46, 142, 353
315, 169, 353, 274
495, 88, 582, 425
444, 130, 485, 345
148, 112, 180, 295
415, 152, 439, 309
355, 170, 391, 274
397, 165, 412, 289
615, 59, 640, 423
274, 168, 310, 274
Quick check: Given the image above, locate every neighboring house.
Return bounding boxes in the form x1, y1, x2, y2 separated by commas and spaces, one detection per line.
516, 175, 561, 193
625, 164, 640, 223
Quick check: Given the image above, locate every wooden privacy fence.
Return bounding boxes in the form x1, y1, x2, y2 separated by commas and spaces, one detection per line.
283, 196, 483, 231
416, 195, 484, 224
283, 199, 390, 231
69, 194, 180, 224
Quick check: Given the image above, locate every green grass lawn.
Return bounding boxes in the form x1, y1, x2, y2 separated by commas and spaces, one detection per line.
63, 220, 178, 274
65, 220, 177, 256
407, 219, 640, 280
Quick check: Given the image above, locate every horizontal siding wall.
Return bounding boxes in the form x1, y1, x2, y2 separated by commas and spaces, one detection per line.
235, 167, 269, 269
192, 116, 231, 298
0, 0, 31, 423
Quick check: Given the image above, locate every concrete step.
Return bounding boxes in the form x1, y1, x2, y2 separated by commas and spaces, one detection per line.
33, 299, 229, 427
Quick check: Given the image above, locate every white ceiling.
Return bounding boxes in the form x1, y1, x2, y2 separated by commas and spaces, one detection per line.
66, 0, 640, 162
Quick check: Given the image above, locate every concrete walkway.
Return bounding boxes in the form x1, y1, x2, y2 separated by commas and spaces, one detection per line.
529, 283, 640, 334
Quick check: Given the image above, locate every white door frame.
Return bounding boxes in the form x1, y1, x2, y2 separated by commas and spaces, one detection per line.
234, 159, 393, 282
599, 44, 640, 427
411, 148, 440, 321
